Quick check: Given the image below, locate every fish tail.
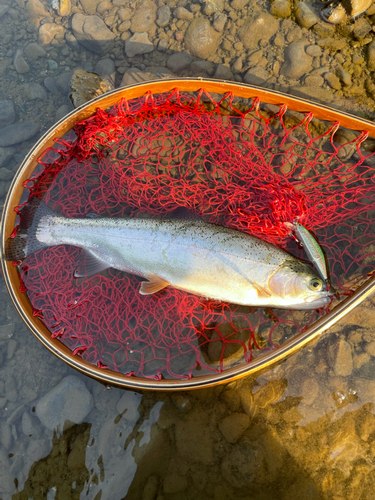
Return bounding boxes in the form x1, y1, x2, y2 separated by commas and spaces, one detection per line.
4, 197, 55, 261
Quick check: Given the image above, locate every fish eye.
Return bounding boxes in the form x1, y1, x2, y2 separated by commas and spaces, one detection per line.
309, 278, 323, 291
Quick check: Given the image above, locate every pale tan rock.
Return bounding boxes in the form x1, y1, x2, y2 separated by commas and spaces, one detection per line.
238, 12, 279, 50
301, 378, 319, 405
184, 17, 220, 59
253, 379, 287, 408
38, 23, 64, 46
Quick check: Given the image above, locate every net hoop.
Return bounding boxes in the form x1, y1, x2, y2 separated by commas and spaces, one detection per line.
2, 77, 375, 391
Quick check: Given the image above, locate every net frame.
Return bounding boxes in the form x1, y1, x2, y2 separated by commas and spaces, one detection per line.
2, 78, 375, 390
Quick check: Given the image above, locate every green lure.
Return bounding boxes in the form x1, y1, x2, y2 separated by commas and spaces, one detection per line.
285, 221, 328, 282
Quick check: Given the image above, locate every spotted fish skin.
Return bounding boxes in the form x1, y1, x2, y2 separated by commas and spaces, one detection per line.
292, 222, 328, 282
5, 201, 332, 310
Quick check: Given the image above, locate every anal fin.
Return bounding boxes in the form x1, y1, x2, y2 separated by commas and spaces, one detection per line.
139, 274, 170, 295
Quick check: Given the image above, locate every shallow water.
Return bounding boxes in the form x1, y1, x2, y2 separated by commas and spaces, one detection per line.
1, 0, 375, 498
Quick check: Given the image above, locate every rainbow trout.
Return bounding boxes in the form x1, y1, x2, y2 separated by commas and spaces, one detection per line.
4, 200, 332, 310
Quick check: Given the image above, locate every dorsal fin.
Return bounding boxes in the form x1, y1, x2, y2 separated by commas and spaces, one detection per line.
139, 274, 170, 295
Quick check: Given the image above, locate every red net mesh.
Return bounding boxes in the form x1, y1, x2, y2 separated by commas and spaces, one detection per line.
11, 88, 375, 380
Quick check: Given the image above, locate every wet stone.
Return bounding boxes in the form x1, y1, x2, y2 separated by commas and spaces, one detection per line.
0, 100, 15, 129
253, 379, 287, 408
95, 58, 115, 90
295, 2, 319, 28
118, 7, 132, 21
281, 41, 312, 79
185, 18, 221, 59
213, 12, 227, 32
214, 63, 233, 80
329, 339, 353, 376
238, 12, 279, 50
367, 40, 375, 72
130, 0, 156, 32
116, 391, 142, 422
80, 0, 102, 15
38, 23, 64, 46
5, 376, 18, 402
21, 411, 42, 438
72, 13, 116, 55
271, 0, 291, 19
24, 42, 47, 61
7, 339, 17, 359
301, 378, 319, 405
175, 6, 194, 19
175, 408, 215, 464
25, 82, 47, 100
317, 37, 346, 51
219, 412, 250, 443
44, 76, 59, 94
353, 17, 372, 39
70, 69, 107, 108
243, 66, 270, 85
25, 0, 49, 30
56, 71, 74, 94
36, 375, 94, 430
0, 147, 15, 167
305, 44, 322, 57
13, 49, 30, 74
0, 4, 9, 17
167, 50, 192, 73
0, 121, 40, 147
324, 72, 341, 90
125, 32, 154, 57
204, 0, 224, 14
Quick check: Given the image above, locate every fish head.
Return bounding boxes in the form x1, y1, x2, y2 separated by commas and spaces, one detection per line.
268, 260, 332, 310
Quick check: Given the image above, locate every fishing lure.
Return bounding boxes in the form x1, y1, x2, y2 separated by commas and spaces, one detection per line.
285, 221, 328, 283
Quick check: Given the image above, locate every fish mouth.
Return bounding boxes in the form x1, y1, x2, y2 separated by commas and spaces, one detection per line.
303, 293, 333, 309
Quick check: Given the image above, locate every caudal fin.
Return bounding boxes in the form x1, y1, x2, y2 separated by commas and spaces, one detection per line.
4, 197, 56, 261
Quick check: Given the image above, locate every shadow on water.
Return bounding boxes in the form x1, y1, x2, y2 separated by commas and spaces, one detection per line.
2, 0, 375, 499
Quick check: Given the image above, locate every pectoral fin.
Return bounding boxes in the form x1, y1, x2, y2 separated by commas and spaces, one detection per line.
253, 282, 271, 298
139, 274, 170, 295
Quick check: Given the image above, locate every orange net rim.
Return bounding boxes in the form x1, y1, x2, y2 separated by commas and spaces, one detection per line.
2, 78, 375, 390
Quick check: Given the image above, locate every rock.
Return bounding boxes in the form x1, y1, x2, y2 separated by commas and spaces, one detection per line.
13, 50, 30, 74
364, 340, 375, 356
238, 12, 279, 50
44, 76, 59, 94
130, 0, 156, 33
56, 0, 71, 16
38, 23, 64, 46
118, 7, 132, 21
21, 411, 42, 438
295, 2, 319, 28
95, 58, 115, 90
175, 6, 194, 20
214, 63, 233, 80
56, 71, 74, 94
69, 68, 107, 107
353, 17, 372, 39
55, 103, 74, 122
72, 13, 116, 55
290, 85, 334, 102
328, 339, 353, 376
204, 0, 223, 14
213, 12, 227, 32
115, 391, 142, 422
25, 0, 49, 30
0, 448, 13, 493
166, 50, 192, 73
36, 375, 94, 430
367, 40, 375, 72
0, 121, 40, 147
5, 376, 17, 402
243, 66, 270, 85
0, 100, 15, 129
0, 58, 11, 77
80, 0, 101, 15
25, 82, 47, 100
281, 41, 312, 79
324, 72, 341, 90
317, 37, 346, 51
24, 42, 47, 60
305, 44, 321, 57
219, 412, 250, 443
157, 38, 168, 52
185, 18, 220, 59
0, 4, 9, 17
304, 74, 324, 86
24, 438, 50, 473
271, 0, 291, 18
232, 56, 243, 74
300, 378, 319, 405
231, 0, 246, 8
143, 476, 158, 500
163, 474, 188, 494
125, 32, 154, 57
253, 379, 287, 408
0, 147, 15, 167
65, 31, 81, 51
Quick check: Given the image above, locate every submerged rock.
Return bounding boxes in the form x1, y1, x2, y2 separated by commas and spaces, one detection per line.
184, 18, 221, 59
125, 32, 154, 57
70, 68, 107, 107
36, 375, 94, 430
0, 121, 40, 147
281, 40, 312, 79
295, 2, 319, 28
72, 13, 116, 55
238, 12, 279, 50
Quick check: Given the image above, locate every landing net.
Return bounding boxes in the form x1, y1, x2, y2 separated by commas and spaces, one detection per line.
11, 88, 375, 379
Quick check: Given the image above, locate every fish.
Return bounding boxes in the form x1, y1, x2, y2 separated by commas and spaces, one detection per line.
285, 221, 328, 282
4, 199, 332, 310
